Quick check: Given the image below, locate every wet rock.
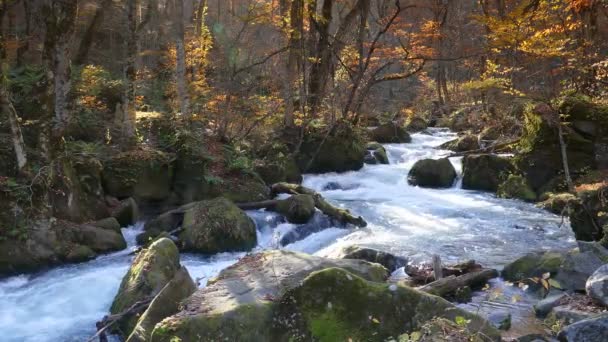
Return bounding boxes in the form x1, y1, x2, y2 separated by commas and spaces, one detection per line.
554, 250, 604, 292
439, 134, 479, 152
373, 147, 389, 164
102, 149, 174, 202
370, 122, 412, 143
179, 198, 256, 254
110, 197, 139, 227
497, 174, 537, 202
364, 152, 379, 165
110, 238, 181, 336
91, 217, 121, 233
253, 142, 302, 185
126, 266, 196, 342
275, 194, 316, 224
488, 312, 511, 330
321, 182, 359, 191
578, 241, 608, 261
296, 122, 366, 173
557, 313, 608, 342
586, 264, 608, 306
150, 250, 390, 341
278, 213, 335, 246
61, 221, 127, 253
550, 305, 596, 325
214, 175, 271, 203
340, 245, 408, 272
534, 292, 567, 318
364, 145, 389, 165
406, 117, 428, 132
64, 245, 96, 263
502, 252, 564, 282
408, 158, 457, 188
462, 154, 515, 192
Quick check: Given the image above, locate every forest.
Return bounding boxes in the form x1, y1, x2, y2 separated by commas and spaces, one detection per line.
1, 0, 608, 341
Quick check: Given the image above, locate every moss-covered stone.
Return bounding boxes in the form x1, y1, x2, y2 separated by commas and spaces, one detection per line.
406, 117, 428, 133
569, 185, 608, 242
275, 194, 316, 224
440, 134, 479, 152
102, 149, 174, 201
537, 192, 577, 215
254, 142, 302, 185
296, 122, 366, 174
91, 217, 121, 233
373, 147, 389, 164
340, 245, 408, 272
215, 174, 271, 203
502, 252, 565, 281
179, 198, 256, 254
126, 266, 197, 342
408, 158, 457, 188
110, 197, 139, 227
273, 268, 500, 342
497, 174, 537, 202
370, 122, 412, 143
150, 250, 389, 342
462, 154, 515, 192
111, 238, 181, 336
64, 244, 96, 263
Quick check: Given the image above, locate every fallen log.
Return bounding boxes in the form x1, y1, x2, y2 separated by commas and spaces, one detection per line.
403, 259, 482, 285
237, 182, 368, 227
447, 138, 520, 158
418, 268, 499, 297
87, 297, 153, 342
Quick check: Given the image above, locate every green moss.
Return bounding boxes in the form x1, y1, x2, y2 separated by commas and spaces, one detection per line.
497, 174, 537, 202
309, 311, 354, 342
502, 252, 565, 281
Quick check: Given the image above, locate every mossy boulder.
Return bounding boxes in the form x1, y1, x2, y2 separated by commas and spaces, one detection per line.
126, 266, 197, 342
253, 142, 302, 185
462, 154, 515, 192
373, 147, 389, 164
364, 142, 389, 165
537, 192, 577, 215
55, 220, 127, 253
110, 238, 181, 336
370, 122, 412, 143
296, 122, 366, 173
408, 158, 457, 188
275, 194, 316, 224
110, 197, 140, 227
102, 149, 174, 201
502, 252, 565, 281
273, 268, 500, 342
150, 250, 389, 342
569, 185, 608, 242
440, 134, 479, 152
215, 174, 271, 203
497, 174, 537, 202
91, 217, 121, 232
406, 117, 428, 133
179, 198, 257, 254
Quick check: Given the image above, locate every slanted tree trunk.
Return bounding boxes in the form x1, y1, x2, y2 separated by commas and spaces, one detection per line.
43, 0, 78, 139
174, 0, 191, 117
73, 0, 113, 66
2, 91, 28, 172
557, 120, 574, 192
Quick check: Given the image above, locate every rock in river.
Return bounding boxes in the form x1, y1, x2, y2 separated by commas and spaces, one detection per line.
408, 158, 457, 188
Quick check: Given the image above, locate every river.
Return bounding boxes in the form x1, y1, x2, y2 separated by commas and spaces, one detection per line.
0, 128, 575, 341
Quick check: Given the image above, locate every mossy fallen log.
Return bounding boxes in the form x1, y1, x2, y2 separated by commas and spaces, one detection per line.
236, 182, 367, 227
418, 269, 499, 297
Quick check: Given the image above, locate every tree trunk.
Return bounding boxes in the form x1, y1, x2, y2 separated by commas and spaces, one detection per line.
174, 0, 191, 117
1, 88, 28, 171
121, 0, 138, 146
283, 0, 303, 127
307, 0, 334, 118
419, 269, 498, 297
74, 0, 113, 65
557, 121, 574, 192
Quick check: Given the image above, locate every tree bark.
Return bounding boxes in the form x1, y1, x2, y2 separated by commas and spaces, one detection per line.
174, 0, 191, 117
419, 269, 498, 297
73, 0, 113, 66
2, 91, 28, 171
283, 0, 303, 127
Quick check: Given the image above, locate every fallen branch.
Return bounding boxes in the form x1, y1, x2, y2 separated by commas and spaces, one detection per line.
403, 259, 482, 284
418, 269, 499, 297
448, 138, 520, 158
244, 182, 368, 227
87, 297, 153, 342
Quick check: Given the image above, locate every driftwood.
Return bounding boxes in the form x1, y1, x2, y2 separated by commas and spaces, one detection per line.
236, 182, 367, 227
87, 297, 153, 342
419, 269, 499, 297
403, 259, 482, 284
447, 138, 520, 158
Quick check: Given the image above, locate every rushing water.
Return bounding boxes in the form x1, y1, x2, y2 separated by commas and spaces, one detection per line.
0, 128, 575, 341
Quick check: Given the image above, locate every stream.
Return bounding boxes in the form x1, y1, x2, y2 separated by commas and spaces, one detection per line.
0, 128, 576, 341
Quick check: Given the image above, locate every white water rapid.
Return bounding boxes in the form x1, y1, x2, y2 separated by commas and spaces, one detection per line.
0, 128, 575, 341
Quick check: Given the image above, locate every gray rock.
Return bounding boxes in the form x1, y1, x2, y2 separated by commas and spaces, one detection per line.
557, 313, 608, 342
275, 194, 316, 224
534, 292, 567, 318
555, 251, 604, 291
340, 245, 408, 272
578, 241, 608, 262
550, 305, 595, 325
488, 312, 511, 330
408, 158, 457, 188
587, 264, 608, 306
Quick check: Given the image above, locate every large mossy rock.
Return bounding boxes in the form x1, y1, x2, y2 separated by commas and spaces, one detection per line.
406, 117, 428, 133
370, 122, 412, 143
275, 194, 316, 224
502, 252, 565, 282
408, 158, 457, 188
179, 198, 257, 254
111, 238, 181, 336
462, 154, 515, 192
273, 268, 500, 342
296, 122, 366, 174
0, 219, 126, 276
569, 185, 608, 242
102, 149, 174, 202
110, 197, 140, 227
439, 134, 479, 152
149, 250, 389, 341
126, 266, 197, 342
214, 174, 271, 203
253, 142, 302, 185
497, 174, 537, 202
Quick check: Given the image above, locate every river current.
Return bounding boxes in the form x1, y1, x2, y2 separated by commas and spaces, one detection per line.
0, 128, 575, 341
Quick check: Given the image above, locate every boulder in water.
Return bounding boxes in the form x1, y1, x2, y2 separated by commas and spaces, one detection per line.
126, 266, 196, 342
275, 194, 316, 224
340, 245, 408, 272
406, 117, 428, 132
110, 197, 139, 227
502, 252, 564, 282
110, 238, 181, 335
557, 313, 608, 341
253, 142, 302, 185
586, 264, 608, 307
370, 122, 412, 143
408, 158, 457, 188
497, 174, 537, 202
439, 134, 479, 152
462, 154, 515, 192
179, 198, 257, 254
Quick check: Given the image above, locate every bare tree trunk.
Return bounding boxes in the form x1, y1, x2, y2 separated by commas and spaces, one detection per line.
122, 0, 138, 146
174, 0, 191, 117
557, 121, 574, 192
43, 0, 78, 139
283, 0, 303, 127
74, 0, 113, 65
2, 91, 28, 171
